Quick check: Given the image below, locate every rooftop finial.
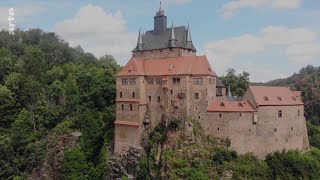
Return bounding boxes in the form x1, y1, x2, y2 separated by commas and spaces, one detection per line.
157, 0, 164, 15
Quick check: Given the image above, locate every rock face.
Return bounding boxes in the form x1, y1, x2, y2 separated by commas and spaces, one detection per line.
28, 131, 81, 180
106, 147, 143, 180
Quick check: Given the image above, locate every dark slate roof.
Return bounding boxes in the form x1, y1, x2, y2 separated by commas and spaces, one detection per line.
216, 77, 226, 88
133, 26, 196, 52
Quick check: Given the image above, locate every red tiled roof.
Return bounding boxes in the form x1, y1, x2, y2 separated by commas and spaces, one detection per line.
207, 101, 256, 112
114, 120, 140, 127
249, 86, 304, 106
292, 91, 302, 98
117, 56, 216, 77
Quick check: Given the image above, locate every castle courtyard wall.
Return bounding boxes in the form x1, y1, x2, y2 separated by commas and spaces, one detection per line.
200, 105, 309, 159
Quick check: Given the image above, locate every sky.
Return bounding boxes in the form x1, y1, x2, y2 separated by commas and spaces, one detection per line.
0, 0, 320, 82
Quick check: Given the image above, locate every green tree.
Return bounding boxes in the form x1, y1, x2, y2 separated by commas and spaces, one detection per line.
220, 68, 250, 97
62, 147, 89, 180
0, 85, 15, 129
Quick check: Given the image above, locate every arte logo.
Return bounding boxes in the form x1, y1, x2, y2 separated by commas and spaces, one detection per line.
8, 8, 15, 35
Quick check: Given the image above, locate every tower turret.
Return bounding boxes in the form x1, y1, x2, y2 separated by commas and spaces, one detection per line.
169, 22, 176, 48
154, 1, 167, 33
136, 28, 144, 51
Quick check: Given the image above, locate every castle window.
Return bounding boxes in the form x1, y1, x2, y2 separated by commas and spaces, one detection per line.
147, 78, 154, 85
129, 78, 136, 85
120, 92, 123, 98
278, 110, 282, 118
193, 78, 203, 85
263, 96, 269, 101
129, 104, 133, 111
132, 92, 135, 98
194, 93, 199, 99
240, 113, 242, 117
195, 106, 197, 111
156, 78, 162, 85
217, 127, 220, 131
149, 96, 152, 102
298, 109, 300, 116
219, 114, 222, 118
157, 96, 160, 102
122, 78, 128, 85
291, 127, 294, 131
198, 116, 201, 119
173, 77, 180, 84
121, 104, 124, 111
170, 90, 173, 94
274, 128, 277, 132
277, 96, 282, 101
160, 50, 163, 53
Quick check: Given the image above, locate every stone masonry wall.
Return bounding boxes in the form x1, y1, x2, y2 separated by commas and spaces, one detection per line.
199, 105, 309, 159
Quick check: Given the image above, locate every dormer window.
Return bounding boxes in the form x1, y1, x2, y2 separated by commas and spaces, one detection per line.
220, 102, 225, 106
277, 97, 282, 101
238, 102, 243, 107
263, 96, 269, 101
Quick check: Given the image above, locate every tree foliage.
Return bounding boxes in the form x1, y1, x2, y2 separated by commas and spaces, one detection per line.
220, 68, 250, 97
0, 29, 120, 179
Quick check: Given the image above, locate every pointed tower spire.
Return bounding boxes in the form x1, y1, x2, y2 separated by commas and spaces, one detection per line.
136, 28, 143, 51
186, 22, 192, 42
228, 85, 233, 98
169, 21, 176, 48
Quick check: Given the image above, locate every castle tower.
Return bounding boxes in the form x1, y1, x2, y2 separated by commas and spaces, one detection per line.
154, 1, 167, 33
132, 3, 197, 59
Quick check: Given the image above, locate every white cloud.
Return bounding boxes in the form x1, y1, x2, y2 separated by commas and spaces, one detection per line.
221, 0, 302, 18
286, 43, 320, 65
271, 0, 301, 9
204, 26, 320, 81
238, 63, 290, 82
0, 6, 45, 30
262, 26, 316, 45
53, 4, 136, 64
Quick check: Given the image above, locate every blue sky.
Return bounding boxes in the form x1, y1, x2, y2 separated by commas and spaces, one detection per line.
0, 0, 320, 82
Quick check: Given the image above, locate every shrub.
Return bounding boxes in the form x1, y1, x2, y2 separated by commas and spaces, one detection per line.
212, 147, 237, 165
310, 134, 320, 148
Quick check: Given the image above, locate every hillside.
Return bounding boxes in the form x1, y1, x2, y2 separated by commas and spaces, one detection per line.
1, 29, 320, 179
0, 29, 120, 179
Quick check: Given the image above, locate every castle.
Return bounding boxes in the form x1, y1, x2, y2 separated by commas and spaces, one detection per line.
113, 5, 309, 159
